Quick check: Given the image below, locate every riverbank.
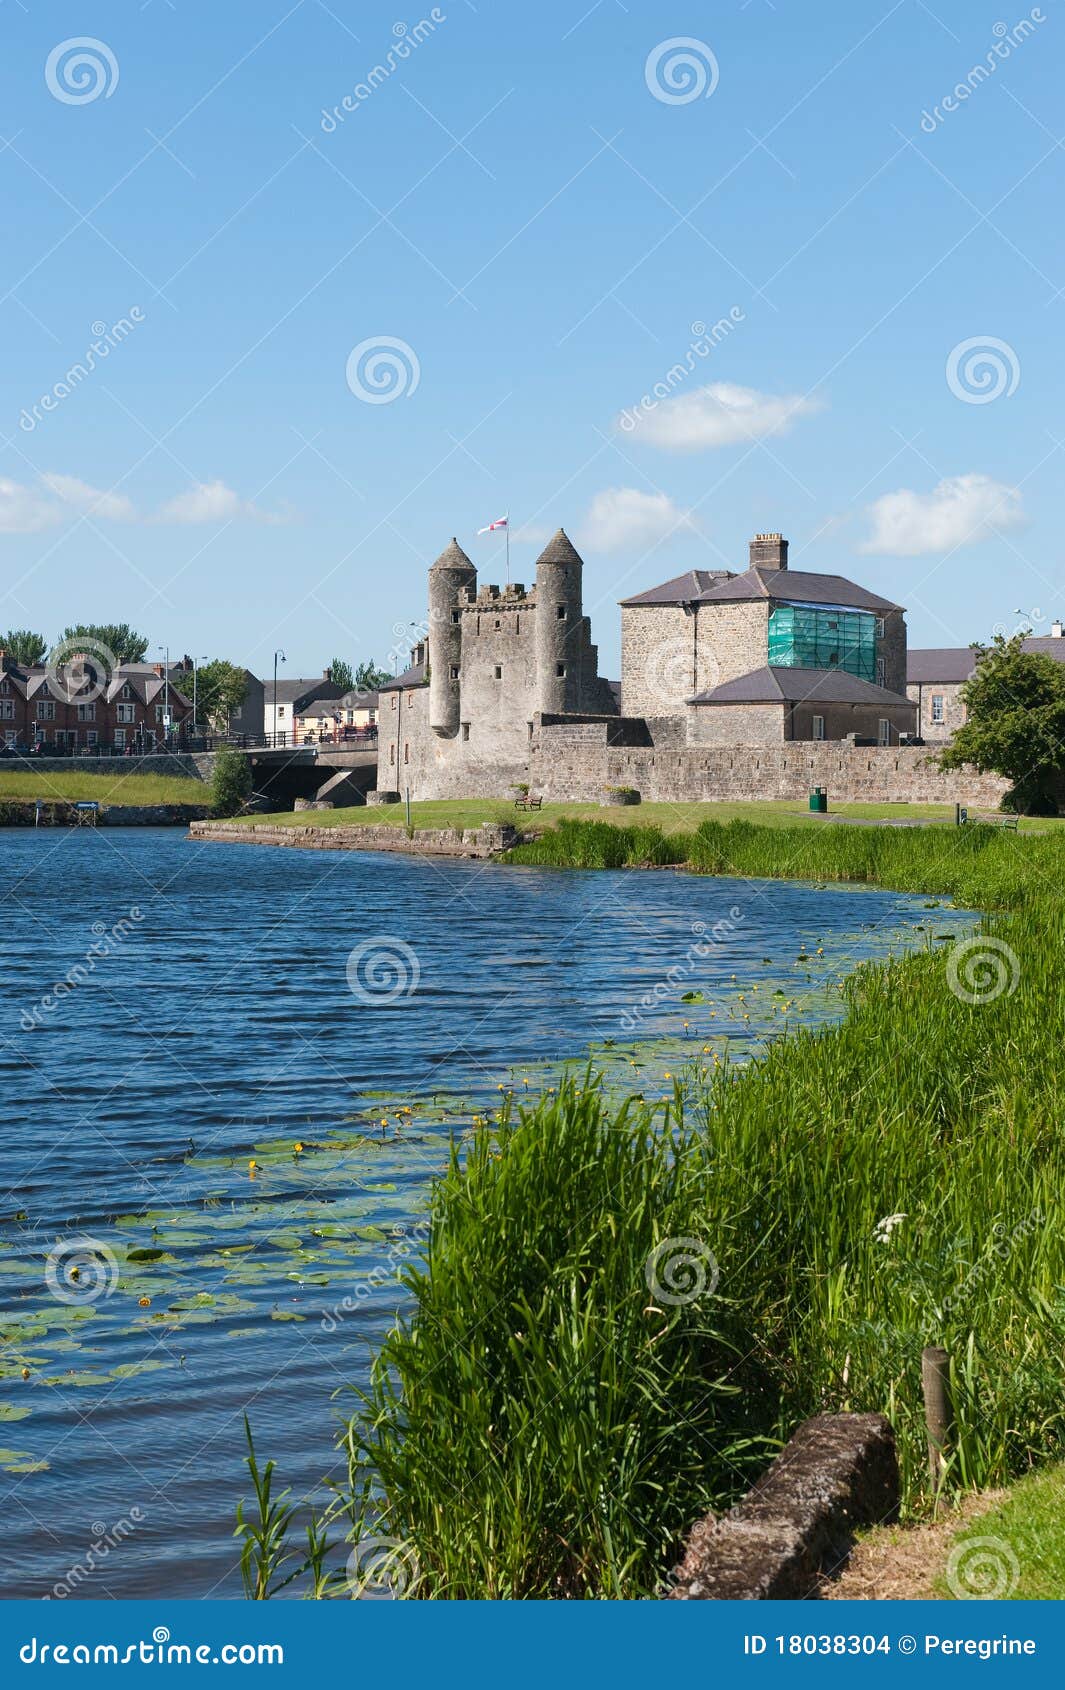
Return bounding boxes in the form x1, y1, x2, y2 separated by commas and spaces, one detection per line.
0, 768, 209, 805
189, 819, 521, 856
303, 818, 1065, 1599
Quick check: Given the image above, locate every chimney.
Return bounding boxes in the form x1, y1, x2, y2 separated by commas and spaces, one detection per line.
323, 667, 332, 680
1053, 620, 1063, 639
749, 532, 788, 573
152, 662, 164, 676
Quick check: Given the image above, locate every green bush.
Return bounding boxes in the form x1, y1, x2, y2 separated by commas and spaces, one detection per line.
209, 746, 253, 818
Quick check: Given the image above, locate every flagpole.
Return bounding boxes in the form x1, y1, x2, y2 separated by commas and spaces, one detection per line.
505, 511, 510, 586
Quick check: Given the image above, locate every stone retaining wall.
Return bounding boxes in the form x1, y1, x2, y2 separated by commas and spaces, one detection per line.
1, 752, 211, 780
532, 735, 1010, 808
0, 801, 210, 827
668, 1413, 899, 1600
189, 820, 519, 858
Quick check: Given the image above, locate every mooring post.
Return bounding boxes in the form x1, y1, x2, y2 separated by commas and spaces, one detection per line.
921, 1344, 952, 1494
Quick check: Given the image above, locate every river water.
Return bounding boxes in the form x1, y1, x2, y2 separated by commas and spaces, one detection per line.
0, 829, 971, 1599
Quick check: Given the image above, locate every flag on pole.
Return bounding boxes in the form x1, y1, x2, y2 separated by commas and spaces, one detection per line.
477, 516, 508, 534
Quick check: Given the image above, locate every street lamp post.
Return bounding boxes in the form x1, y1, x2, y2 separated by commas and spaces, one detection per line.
157, 644, 170, 749
273, 649, 286, 747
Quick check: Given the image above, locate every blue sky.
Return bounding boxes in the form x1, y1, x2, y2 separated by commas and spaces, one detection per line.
1, 0, 1062, 679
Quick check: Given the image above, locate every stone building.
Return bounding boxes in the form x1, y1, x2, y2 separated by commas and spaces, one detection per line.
378, 527, 951, 803
619, 533, 909, 740
379, 531, 615, 796
907, 627, 1065, 741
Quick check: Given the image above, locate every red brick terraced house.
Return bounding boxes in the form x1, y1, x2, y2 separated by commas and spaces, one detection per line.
0, 652, 194, 752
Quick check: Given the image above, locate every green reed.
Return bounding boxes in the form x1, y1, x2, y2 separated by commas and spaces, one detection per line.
249, 820, 1065, 1596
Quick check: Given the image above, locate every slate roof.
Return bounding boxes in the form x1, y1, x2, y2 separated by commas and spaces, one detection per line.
689, 666, 913, 707
260, 677, 337, 708
907, 637, 1065, 685
693, 567, 902, 614
378, 660, 427, 691
619, 569, 731, 607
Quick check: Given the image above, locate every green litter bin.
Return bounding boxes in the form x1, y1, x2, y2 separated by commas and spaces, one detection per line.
809, 786, 828, 814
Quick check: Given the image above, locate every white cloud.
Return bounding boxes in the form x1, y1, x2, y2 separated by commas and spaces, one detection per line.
41, 473, 136, 522
156, 479, 283, 525
0, 477, 63, 533
861, 473, 1025, 556
620, 381, 823, 451
0, 472, 288, 534
578, 487, 695, 552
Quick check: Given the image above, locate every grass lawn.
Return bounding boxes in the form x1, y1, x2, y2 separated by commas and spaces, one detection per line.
936, 1466, 1065, 1599
229, 796, 1062, 834
0, 769, 208, 806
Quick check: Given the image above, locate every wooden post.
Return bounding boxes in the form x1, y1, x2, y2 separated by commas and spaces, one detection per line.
921, 1345, 952, 1492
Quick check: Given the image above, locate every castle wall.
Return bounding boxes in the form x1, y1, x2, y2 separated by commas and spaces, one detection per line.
530, 724, 1008, 807
687, 704, 785, 746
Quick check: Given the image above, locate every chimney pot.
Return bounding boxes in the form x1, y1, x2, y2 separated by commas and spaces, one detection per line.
749, 532, 788, 572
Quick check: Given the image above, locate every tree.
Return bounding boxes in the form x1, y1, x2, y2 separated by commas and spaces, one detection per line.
187, 659, 247, 729
0, 629, 46, 666
328, 658, 354, 693
353, 658, 392, 691
60, 623, 149, 664
938, 633, 1065, 814
209, 746, 253, 818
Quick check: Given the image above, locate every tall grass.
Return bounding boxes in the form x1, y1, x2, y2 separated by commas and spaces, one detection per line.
246, 819, 1065, 1596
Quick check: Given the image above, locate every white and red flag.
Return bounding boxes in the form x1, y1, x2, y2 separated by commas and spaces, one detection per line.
477, 516, 508, 534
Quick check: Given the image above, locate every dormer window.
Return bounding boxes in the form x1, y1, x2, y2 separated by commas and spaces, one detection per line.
121, 683, 133, 700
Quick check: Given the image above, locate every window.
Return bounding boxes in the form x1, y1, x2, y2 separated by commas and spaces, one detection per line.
121, 683, 133, 700
389, 744, 395, 764
556, 662, 566, 677
0, 678, 9, 694
77, 702, 95, 721
278, 705, 285, 718
114, 728, 126, 747
878, 719, 891, 745
931, 694, 945, 724
116, 703, 135, 723
403, 742, 409, 764
876, 617, 886, 638
155, 705, 164, 723
876, 658, 885, 687
391, 693, 397, 711
86, 730, 97, 746
812, 714, 825, 741
494, 618, 501, 629
461, 723, 470, 741
231, 704, 242, 721
451, 610, 460, 625
36, 700, 55, 720
828, 650, 839, 666
494, 666, 502, 679
0, 700, 13, 721
3, 730, 16, 748
556, 604, 566, 620
449, 665, 460, 680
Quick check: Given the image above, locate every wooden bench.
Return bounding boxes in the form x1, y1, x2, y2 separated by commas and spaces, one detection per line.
956, 805, 1019, 830
513, 796, 543, 812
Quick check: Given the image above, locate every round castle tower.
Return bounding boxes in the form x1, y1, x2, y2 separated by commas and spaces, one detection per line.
428, 537, 477, 738
535, 528, 584, 715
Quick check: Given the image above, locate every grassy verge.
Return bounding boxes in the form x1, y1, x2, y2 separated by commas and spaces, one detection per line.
324, 818, 1065, 1598
0, 769, 207, 805
935, 1466, 1065, 1598
222, 797, 1064, 834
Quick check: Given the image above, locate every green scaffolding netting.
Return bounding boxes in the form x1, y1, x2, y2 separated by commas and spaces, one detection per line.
767, 604, 877, 681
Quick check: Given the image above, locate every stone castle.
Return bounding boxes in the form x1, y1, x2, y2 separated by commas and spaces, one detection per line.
379, 529, 1008, 807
